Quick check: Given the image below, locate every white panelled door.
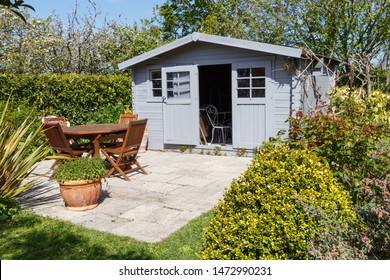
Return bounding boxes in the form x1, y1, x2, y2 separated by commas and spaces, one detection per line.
162, 65, 199, 145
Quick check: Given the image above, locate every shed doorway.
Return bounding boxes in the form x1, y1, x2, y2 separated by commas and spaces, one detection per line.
198, 64, 232, 145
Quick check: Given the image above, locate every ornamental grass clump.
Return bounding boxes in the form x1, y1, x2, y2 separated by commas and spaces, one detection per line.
200, 143, 355, 260
0, 99, 51, 220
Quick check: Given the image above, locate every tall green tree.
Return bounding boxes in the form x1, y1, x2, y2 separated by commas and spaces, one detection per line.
281, 0, 390, 93
158, 0, 216, 40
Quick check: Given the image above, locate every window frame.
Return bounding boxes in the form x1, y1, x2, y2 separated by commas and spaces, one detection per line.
236, 66, 266, 99
232, 60, 272, 105
148, 68, 163, 101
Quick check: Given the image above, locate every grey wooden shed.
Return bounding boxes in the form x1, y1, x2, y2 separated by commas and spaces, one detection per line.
118, 32, 335, 151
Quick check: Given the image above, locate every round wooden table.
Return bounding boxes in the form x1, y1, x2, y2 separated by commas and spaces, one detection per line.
63, 124, 128, 156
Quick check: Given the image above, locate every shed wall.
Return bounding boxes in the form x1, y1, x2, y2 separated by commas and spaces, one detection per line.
131, 42, 298, 150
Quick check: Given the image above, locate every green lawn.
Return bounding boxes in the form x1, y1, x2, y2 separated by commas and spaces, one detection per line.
0, 210, 213, 260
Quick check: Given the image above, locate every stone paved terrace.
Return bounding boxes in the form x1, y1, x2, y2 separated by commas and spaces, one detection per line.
19, 150, 252, 243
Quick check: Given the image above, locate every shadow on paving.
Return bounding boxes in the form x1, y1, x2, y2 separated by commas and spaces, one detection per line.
17, 180, 61, 208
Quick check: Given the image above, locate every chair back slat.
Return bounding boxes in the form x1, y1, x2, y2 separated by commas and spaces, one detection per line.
123, 119, 147, 151
43, 116, 68, 127
119, 114, 138, 124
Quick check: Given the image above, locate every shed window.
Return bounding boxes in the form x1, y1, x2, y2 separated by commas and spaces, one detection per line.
150, 70, 162, 97
166, 71, 190, 99
237, 67, 265, 98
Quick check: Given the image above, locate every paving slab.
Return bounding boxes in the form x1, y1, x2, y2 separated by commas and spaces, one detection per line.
18, 150, 252, 243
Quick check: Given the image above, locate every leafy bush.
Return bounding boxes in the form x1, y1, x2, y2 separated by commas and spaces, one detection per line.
304, 200, 370, 260
0, 100, 51, 221
287, 104, 390, 203
0, 73, 132, 125
288, 105, 385, 177
355, 178, 390, 259
330, 87, 390, 128
0, 198, 20, 222
52, 157, 106, 183
200, 143, 355, 260
286, 87, 390, 259
0, 98, 46, 151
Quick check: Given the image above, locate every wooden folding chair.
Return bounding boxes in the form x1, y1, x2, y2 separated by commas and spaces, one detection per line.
101, 119, 148, 181
43, 122, 92, 169
43, 116, 75, 143
109, 114, 139, 143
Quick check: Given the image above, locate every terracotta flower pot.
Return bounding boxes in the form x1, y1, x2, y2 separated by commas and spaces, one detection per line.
59, 178, 102, 211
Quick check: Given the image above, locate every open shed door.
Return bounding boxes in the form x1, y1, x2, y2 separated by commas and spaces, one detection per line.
162, 65, 199, 145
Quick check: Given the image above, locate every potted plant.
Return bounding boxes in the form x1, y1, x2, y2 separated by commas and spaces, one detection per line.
52, 157, 106, 211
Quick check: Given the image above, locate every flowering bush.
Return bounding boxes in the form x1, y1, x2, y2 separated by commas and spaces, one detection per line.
286, 87, 390, 259
355, 178, 390, 259
288, 95, 390, 203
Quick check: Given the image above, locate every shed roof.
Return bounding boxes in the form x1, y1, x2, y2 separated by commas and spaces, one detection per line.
118, 32, 302, 70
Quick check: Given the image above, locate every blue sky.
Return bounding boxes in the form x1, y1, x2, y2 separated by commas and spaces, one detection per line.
28, 0, 166, 27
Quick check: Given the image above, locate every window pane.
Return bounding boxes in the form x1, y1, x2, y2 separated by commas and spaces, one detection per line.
252, 89, 265, 98
237, 68, 250, 77
153, 89, 162, 97
179, 91, 190, 99
238, 89, 250, 98
179, 72, 189, 81
167, 72, 174, 80
178, 81, 190, 92
252, 67, 265, 77
152, 71, 161, 79
152, 80, 161, 88
252, 78, 265, 87
167, 81, 173, 90
238, 79, 250, 87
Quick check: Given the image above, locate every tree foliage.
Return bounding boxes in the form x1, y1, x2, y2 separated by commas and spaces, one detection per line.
0, 1, 163, 74
0, 0, 34, 22
158, 0, 214, 40
157, 0, 390, 93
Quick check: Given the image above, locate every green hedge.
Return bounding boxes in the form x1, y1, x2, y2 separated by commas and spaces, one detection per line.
0, 73, 132, 125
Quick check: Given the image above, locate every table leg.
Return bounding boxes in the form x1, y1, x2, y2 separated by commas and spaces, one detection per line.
92, 134, 101, 156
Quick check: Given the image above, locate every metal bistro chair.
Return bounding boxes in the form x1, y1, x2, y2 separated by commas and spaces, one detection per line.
101, 119, 148, 181
205, 104, 231, 145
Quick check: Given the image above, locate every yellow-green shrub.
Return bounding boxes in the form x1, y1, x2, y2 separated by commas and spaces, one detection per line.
330, 86, 390, 129
200, 143, 355, 260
